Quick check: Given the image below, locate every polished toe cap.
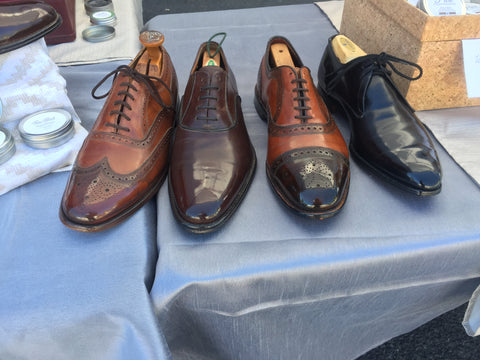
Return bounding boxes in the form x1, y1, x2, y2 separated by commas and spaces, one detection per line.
299, 187, 339, 209
185, 198, 222, 223
268, 147, 349, 217
60, 162, 140, 230
406, 169, 442, 194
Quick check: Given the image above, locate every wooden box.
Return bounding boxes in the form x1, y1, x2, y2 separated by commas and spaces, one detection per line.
340, 0, 480, 111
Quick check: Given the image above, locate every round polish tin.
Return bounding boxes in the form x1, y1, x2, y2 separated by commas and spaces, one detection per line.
82, 25, 116, 42
418, 0, 466, 16
90, 10, 117, 26
0, 126, 16, 165
84, 0, 114, 15
18, 109, 75, 149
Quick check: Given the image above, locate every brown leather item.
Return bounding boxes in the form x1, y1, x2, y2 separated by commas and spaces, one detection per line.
60, 31, 178, 232
168, 40, 256, 233
0, 1, 61, 54
44, 0, 76, 45
254, 36, 349, 218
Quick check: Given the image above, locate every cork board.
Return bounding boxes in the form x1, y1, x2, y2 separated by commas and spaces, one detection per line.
340, 0, 480, 110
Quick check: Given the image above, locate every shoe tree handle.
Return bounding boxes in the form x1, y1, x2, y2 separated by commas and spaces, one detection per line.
139, 31, 164, 70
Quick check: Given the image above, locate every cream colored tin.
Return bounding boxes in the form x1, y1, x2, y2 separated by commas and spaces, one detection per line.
0, 126, 16, 165
90, 10, 117, 26
18, 109, 74, 149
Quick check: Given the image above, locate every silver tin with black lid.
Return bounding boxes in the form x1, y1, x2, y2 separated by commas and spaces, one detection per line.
18, 109, 75, 149
0, 126, 16, 165
82, 25, 116, 43
85, 0, 114, 15
90, 10, 117, 26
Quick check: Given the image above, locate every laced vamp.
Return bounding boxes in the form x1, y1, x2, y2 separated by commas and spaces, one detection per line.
291, 72, 312, 123
91, 64, 174, 133
196, 84, 219, 123
195, 32, 227, 124
325, 53, 423, 116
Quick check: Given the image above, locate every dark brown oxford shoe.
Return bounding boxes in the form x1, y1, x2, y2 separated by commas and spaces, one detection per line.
0, 1, 61, 54
318, 35, 441, 195
168, 34, 256, 233
254, 36, 350, 218
60, 31, 178, 232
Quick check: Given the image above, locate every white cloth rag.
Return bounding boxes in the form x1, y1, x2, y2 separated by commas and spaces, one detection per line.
0, 39, 87, 196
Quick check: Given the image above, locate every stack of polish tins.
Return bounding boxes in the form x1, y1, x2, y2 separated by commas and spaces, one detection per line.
83, 0, 117, 42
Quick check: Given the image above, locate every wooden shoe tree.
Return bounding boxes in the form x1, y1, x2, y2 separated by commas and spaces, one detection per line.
270, 42, 297, 70
201, 49, 221, 67
331, 35, 367, 64
137, 31, 165, 75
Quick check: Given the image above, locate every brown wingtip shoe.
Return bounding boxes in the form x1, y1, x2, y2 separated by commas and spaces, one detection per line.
59, 31, 178, 232
254, 36, 350, 218
168, 34, 256, 233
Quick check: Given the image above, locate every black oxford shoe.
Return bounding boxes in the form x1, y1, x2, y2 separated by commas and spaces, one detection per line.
318, 35, 441, 196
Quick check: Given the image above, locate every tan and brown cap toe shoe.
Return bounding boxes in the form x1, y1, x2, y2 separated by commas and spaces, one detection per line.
254, 36, 349, 218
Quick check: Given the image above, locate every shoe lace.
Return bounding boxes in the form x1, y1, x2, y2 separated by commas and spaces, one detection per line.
325, 52, 422, 116
91, 64, 174, 133
291, 74, 313, 123
206, 32, 226, 59
195, 32, 227, 124
196, 85, 220, 123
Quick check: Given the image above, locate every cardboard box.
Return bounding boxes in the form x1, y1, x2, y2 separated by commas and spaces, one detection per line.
340, 0, 480, 111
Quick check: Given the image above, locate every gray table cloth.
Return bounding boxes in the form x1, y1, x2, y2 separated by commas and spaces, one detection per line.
1, 4, 480, 360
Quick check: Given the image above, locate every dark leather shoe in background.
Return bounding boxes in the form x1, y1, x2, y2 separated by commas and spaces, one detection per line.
318, 34, 441, 195
0, 1, 61, 54
254, 36, 349, 218
168, 36, 256, 233
60, 31, 178, 232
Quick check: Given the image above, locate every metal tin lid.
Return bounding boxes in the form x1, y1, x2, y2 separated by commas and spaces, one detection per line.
82, 25, 116, 43
418, 0, 466, 15
84, 0, 114, 15
90, 10, 117, 26
0, 126, 16, 165
18, 109, 75, 149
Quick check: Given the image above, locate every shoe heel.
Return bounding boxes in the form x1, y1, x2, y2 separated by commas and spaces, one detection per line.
253, 87, 268, 123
